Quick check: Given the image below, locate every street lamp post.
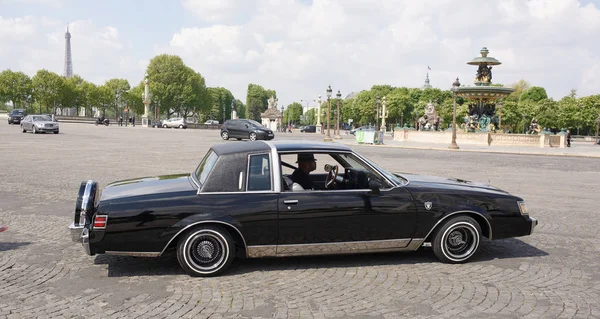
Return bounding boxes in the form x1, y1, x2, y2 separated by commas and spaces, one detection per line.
324, 85, 333, 142
522, 114, 526, 134
281, 105, 284, 132
375, 96, 380, 131
578, 103, 582, 136
334, 90, 342, 139
316, 95, 322, 133
449, 77, 461, 149
141, 73, 151, 127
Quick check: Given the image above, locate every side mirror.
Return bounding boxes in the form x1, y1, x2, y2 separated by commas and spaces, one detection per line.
369, 180, 383, 195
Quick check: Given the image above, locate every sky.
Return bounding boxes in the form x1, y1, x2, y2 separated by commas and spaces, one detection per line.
1, 0, 600, 107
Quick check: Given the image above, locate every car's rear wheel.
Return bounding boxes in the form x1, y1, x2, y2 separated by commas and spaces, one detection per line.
249, 132, 257, 141
432, 216, 481, 264
179, 124, 184, 129
177, 225, 235, 277
221, 131, 229, 140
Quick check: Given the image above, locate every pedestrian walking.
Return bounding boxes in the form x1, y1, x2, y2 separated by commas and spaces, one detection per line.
566, 130, 571, 147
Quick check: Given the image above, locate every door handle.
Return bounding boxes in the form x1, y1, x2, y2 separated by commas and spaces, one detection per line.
283, 200, 299, 205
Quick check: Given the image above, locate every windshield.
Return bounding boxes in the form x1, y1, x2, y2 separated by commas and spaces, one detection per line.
10, 110, 24, 115
247, 120, 263, 128
360, 156, 405, 186
32, 115, 52, 121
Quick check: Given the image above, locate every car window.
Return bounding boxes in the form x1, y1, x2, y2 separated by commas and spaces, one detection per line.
195, 151, 219, 185
247, 154, 271, 191
32, 115, 52, 121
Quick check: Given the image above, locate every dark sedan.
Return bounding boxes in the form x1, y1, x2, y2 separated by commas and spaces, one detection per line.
300, 125, 316, 133
69, 141, 537, 277
7, 109, 26, 124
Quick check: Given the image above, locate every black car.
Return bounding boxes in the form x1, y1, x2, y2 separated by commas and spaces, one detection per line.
300, 125, 316, 133
7, 109, 26, 124
220, 119, 274, 141
69, 141, 537, 277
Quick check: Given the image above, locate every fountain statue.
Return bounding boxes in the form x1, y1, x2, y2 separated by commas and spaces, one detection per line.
418, 101, 442, 131
456, 47, 515, 132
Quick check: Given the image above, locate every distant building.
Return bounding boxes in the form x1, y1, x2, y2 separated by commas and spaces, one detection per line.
423, 73, 432, 89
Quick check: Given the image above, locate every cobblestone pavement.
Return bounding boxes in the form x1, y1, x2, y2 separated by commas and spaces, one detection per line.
0, 123, 599, 318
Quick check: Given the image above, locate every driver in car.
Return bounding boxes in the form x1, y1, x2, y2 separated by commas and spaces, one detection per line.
291, 153, 317, 189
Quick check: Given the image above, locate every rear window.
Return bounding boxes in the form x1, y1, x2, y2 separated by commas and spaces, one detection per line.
195, 151, 219, 185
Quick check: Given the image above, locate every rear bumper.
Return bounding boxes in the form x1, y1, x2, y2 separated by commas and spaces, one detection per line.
68, 222, 92, 255
529, 217, 538, 235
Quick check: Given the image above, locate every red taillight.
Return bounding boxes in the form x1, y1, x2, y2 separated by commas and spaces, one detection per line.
93, 215, 108, 229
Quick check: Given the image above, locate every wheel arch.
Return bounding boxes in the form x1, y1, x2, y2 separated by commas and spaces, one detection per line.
160, 220, 247, 258
424, 210, 492, 243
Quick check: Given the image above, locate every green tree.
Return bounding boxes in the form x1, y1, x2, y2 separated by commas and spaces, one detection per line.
520, 86, 548, 103
32, 69, 65, 114
283, 102, 303, 125
0, 70, 32, 109
104, 78, 131, 119
246, 83, 275, 121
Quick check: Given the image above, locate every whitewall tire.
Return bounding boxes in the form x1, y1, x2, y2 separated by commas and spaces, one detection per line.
432, 216, 481, 264
177, 225, 235, 277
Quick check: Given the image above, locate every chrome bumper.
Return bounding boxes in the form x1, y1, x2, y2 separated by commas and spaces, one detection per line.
530, 217, 538, 235
68, 222, 92, 255
69, 221, 84, 242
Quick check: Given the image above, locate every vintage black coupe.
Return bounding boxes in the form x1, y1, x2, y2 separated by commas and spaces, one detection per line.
69, 141, 537, 277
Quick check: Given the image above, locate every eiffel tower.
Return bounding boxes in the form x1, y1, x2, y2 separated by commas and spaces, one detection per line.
63, 26, 73, 78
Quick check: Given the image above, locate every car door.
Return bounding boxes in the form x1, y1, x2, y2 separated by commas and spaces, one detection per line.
276, 152, 418, 255
22, 116, 31, 130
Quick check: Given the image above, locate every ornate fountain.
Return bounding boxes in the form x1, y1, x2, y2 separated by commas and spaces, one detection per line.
456, 47, 515, 132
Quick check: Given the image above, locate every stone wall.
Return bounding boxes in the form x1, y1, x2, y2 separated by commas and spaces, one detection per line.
393, 129, 565, 148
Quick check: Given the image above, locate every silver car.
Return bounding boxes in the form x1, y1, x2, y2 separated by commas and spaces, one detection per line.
20, 115, 60, 134
161, 118, 187, 129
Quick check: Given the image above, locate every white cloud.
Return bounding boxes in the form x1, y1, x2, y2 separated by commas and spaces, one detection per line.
0, 17, 143, 86
165, 0, 600, 104
182, 0, 257, 23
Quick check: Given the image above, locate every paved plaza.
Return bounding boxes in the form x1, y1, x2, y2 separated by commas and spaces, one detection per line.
0, 123, 599, 318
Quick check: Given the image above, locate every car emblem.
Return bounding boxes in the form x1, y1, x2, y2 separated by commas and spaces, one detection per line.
424, 202, 433, 210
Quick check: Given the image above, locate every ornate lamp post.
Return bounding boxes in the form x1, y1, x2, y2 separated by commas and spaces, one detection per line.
334, 90, 342, 139
324, 85, 333, 142
498, 101, 503, 133
316, 95, 322, 133
141, 73, 151, 127
578, 103, 582, 136
522, 114, 526, 134
449, 77, 461, 149
595, 114, 600, 141
375, 96, 380, 130
281, 105, 284, 132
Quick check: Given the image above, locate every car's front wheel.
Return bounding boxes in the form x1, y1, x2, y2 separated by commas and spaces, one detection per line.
221, 131, 229, 140
177, 225, 235, 277
249, 132, 257, 141
432, 215, 481, 264
32, 126, 37, 134
21, 125, 26, 133
163, 124, 168, 128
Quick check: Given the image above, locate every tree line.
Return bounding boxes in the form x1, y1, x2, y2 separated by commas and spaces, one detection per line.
2, 57, 599, 134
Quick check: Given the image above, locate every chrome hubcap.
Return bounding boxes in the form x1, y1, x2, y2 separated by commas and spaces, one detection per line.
444, 224, 477, 260
186, 232, 226, 272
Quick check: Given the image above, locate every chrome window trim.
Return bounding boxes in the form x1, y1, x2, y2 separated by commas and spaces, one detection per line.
159, 220, 248, 257
419, 210, 493, 244
265, 141, 282, 193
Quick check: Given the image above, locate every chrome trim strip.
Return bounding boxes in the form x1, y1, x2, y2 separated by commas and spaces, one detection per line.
247, 245, 277, 258
159, 220, 248, 257
105, 251, 161, 257
530, 217, 537, 235
421, 210, 493, 243
265, 141, 282, 193
246, 238, 413, 258
79, 180, 94, 226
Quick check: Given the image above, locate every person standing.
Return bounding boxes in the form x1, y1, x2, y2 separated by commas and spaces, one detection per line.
566, 130, 572, 147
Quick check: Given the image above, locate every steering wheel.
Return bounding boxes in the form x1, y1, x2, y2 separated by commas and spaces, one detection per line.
325, 164, 339, 189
